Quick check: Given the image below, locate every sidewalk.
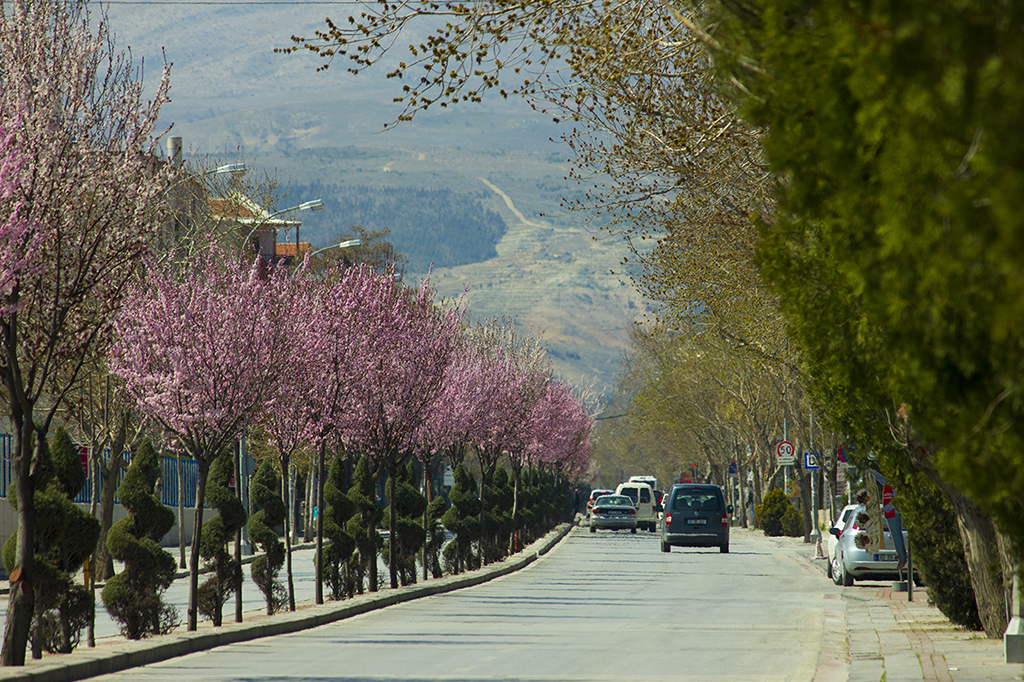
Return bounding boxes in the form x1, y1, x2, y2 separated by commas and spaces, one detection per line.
773, 533, 1021, 682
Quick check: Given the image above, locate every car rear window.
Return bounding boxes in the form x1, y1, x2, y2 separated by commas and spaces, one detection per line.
620, 487, 638, 503
672, 490, 721, 512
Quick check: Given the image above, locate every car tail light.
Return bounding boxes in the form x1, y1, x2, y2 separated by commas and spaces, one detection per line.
664, 513, 672, 526
721, 513, 728, 527
627, 508, 636, 515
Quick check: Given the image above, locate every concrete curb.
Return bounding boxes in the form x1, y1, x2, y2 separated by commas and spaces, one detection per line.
0, 522, 575, 682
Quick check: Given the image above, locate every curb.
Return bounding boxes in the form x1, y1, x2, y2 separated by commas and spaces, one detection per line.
0, 522, 575, 682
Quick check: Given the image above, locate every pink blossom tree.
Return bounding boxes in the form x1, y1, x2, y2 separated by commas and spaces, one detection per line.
110, 246, 294, 631
297, 263, 411, 602
340, 277, 461, 591
524, 379, 595, 481
0, 0, 172, 664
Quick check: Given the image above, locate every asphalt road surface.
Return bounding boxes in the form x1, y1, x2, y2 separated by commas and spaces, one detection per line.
87, 527, 829, 681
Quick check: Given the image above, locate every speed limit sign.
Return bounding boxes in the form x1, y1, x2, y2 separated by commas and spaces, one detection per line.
776, 440, 796, 465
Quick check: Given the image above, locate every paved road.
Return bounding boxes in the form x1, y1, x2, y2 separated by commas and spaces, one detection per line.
84, 526, 832, 682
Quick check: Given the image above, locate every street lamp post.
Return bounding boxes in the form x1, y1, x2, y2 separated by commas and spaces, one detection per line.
240, 199, 324, 261
309, 238, 362, 259
292, 201, 327, 269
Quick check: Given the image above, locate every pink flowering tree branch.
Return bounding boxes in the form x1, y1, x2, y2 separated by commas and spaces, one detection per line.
110, 245, 294, 631
0, 0, 173, 663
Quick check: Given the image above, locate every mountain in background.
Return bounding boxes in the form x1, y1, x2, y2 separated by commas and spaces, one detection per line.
105, 0, 645, 398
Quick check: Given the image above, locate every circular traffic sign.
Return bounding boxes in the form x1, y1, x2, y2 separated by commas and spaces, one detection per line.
777, 441, 794, 458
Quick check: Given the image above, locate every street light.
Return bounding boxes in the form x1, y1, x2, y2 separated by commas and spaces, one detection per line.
240, 199, 325, 259
310, 238, 361, 258
212, 163, 246, 176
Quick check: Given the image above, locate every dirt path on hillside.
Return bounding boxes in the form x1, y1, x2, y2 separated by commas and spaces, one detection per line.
479, 177, 545, 228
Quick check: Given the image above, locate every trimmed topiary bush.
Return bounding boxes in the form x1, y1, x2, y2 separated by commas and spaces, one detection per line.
197, 449, 246, 626
345, 455, 383, 593
248, 458, 287, 615
383, 460, 427, 586
102, 438, 178, 639
442, 464, 482, 574
480, 466, 514, 564
321, 453, 356, 600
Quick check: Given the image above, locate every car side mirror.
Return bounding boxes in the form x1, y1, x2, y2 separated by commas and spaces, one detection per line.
829, 527, 841, 537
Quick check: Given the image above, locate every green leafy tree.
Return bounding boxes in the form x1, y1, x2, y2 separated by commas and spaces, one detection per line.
3, 427, 99, 656
197, 450, 246, 626
345, 455, 383, 593
442, 464, 481, 574
248, 459, 287, 615
693, 0, 1024, 635
382, 460, 427, 586
101, 438, 178, 639
321, 454, 357, 600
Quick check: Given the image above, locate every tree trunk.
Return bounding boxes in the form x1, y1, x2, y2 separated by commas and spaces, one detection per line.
304, 473, 314, 541
1, 417, 37, 667
187, 459, 210, 631
282, 455, 295, 611
949, 493, 1010, 638
315, 443, 325, 604
96, 418, 128, 581
177, 455, 187, 569
389, 456, 398, 590
233, 444, 243, 624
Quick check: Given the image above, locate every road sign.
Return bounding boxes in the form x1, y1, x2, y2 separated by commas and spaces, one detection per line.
728, 462, 737, 475
776, 440, 795, 466
803, 452, 819, 470
76, 444, 89, 473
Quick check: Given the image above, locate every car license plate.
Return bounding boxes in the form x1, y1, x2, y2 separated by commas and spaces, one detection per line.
873, 552, 895, 561
687, 519, 707, 525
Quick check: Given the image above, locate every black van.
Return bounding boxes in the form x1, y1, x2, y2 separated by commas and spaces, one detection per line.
660, 484, 732, 553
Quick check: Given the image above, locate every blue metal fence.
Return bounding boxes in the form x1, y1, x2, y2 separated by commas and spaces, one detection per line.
0, 433, 198, 508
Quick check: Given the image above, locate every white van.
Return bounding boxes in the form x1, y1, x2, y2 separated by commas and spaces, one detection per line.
615, 481, 659, 532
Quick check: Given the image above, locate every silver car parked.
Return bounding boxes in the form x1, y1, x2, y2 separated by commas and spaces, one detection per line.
660, 484, 731, 553
830, 504, 919, 586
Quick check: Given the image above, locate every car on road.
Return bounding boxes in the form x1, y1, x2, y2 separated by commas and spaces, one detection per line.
660, 483, 732, 553
830, 504, 918, 586
586, 489, 615, 517
615, 481, 659, 531
826, 504, 859, 580
589, 494, 638, 533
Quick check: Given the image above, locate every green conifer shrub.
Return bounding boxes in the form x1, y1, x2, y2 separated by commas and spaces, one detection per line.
4, 427, 100, 654
197, 449, 246, 625
382, 460, 427, 585
480, 466, 514, 564
345, 455, 383, 593
101, 438, 178, 639
321, 453, 357, 600
422, 491, 448, 579
248, 458, 287, 615
442, 464, 482, 574
755, 488, 795, 537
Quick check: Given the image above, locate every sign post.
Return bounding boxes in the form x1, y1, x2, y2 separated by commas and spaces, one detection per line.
776, 440, 795, 466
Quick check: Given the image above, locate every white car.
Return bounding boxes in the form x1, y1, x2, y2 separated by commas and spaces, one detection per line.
826, 504, 858, 580
615, 481, 659, 532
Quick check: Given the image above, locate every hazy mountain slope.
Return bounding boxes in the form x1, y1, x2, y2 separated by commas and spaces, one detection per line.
104, 1, 643, 395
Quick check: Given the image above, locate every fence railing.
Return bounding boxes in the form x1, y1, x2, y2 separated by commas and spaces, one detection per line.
0, 433, 198, 508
